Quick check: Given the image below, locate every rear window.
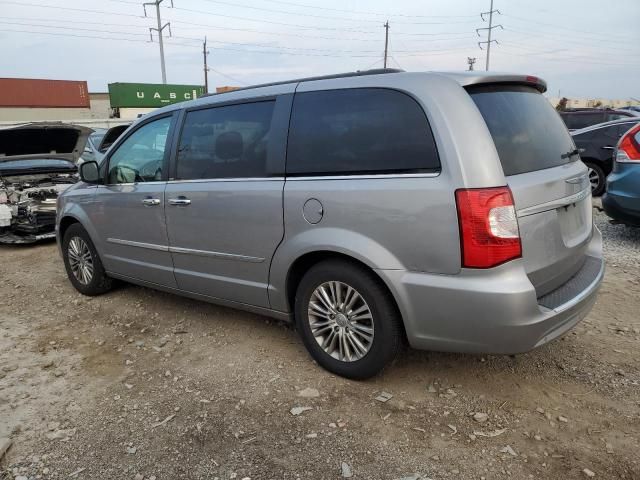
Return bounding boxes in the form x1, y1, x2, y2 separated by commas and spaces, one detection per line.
287, 88, 440, 176
470, 85, 576, 176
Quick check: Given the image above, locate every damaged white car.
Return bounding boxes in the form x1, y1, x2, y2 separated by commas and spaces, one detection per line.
0, 123, 91, 244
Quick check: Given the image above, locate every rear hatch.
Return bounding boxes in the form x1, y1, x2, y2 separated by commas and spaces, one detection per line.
469, 84, 592, 297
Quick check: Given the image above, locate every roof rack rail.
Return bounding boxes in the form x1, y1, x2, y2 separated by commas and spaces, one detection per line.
203, 68, 404, 97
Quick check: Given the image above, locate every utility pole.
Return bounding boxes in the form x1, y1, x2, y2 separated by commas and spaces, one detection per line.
467, 57, 477, 71
383, 21, 389, 69
203, 36, 210, 93
144, 0, 173, 84
477, 0, 502, 71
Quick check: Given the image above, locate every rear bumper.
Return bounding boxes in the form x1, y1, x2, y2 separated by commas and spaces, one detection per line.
379, 226, 604, 354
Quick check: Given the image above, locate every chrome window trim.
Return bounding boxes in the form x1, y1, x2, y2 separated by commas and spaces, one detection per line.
100, 181, 167, 187
286, 172, 441, 181
167, 177, 284, 184
166, 172, 440, 183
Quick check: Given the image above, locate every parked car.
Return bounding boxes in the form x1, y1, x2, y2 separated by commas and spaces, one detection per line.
57, 70, 604, 379
80, 124, 130, 164
571, 118, 640, 196
560, 108, 637, 131
0, 122, 91, 244
602, 123, 640, 225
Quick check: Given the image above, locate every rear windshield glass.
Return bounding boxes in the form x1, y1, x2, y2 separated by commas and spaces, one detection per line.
469, 85, 576, 176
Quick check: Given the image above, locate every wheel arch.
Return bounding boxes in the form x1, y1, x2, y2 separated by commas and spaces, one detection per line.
283, 250, 407, 341
58, 214, 82, 241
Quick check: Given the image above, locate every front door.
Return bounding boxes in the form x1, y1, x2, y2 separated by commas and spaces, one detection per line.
94, 114, 177, 287
164, 97, 288, 307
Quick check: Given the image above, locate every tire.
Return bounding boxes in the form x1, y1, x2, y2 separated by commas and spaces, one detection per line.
294, 260, 403, 380
62, 223, 113, 296
585, 162, 606, 197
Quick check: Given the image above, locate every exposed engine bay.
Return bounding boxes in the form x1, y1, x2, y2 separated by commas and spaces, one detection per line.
0, 173, 77, 244
0, 122, 92, 244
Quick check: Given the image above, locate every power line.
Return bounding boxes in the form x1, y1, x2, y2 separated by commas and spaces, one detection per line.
194, 0, 479, 24
259, 0, 478, 19
1, 1, 143, 19
502, 13, 635, 41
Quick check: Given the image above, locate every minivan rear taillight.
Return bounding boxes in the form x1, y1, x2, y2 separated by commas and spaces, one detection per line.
455, 187, 522, 268
616, 124, 640, 163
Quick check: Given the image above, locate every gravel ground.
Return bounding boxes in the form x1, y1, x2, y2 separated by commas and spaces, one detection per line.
1, 206, 639, 480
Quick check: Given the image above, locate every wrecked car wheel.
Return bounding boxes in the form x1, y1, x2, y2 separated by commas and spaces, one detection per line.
62, 224, 113, 296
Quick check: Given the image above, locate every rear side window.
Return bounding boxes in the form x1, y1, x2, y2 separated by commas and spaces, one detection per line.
176, 100, 274, 180
286, 88, 439, 176
470, 85, 576, 176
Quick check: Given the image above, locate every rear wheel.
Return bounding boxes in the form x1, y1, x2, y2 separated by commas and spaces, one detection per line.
294, 260, 402, 380
585, 162, 606, 197
62, 224, 113, 296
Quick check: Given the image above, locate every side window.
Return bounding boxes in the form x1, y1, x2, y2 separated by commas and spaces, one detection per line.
107, 116, 171, 184
176, 101, 275, 180
287, 88, 440, 176
616, 123, 637, 138
602, 125, 621, 141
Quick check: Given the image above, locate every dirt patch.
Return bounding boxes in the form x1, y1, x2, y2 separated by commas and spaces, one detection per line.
1, 211, 639, 479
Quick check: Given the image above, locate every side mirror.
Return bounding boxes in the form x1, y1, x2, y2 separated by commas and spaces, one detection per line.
79, 161, 101, 184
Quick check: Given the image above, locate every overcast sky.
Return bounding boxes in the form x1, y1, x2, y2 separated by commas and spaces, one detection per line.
1, 0, 639, 99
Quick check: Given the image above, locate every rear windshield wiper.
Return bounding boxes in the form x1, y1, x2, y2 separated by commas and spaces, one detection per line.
561, 148, 580, 160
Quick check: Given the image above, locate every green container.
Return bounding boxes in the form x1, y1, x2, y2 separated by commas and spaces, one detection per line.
108, 82, 205, 108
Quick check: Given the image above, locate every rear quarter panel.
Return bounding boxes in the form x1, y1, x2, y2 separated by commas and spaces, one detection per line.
268, 73, 507, 312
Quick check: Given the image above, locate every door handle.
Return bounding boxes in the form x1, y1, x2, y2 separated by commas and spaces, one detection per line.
602, 146, 615, 150
142, 197, 161, 206
168, 197, 191, 206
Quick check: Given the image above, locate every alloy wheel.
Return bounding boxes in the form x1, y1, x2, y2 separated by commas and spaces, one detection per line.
587, 166, 600, 193
307, 281, 374, 362
68, 237, 94, 285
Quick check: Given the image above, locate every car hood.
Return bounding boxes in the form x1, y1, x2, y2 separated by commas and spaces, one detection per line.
0, 122, 92, 164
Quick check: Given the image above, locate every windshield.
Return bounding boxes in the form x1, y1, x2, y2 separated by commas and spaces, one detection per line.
89, 131, 106, 148
469, 85, 576, 176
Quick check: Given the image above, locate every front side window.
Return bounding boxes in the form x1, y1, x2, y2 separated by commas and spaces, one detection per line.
107, 116, 171, 184
286, 88, 440, 176
176, 101, 275, 180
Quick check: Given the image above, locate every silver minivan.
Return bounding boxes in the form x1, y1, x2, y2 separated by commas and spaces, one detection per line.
57, 70, 604, 379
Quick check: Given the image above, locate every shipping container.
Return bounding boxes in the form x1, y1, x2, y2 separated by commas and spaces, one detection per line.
108, 83, 205, 108
0, 78, 90, 108
216, 86, 240, 93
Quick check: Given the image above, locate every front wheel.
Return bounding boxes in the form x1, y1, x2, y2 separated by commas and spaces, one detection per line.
294, 260, 403, 380
62, 223, 113, 296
